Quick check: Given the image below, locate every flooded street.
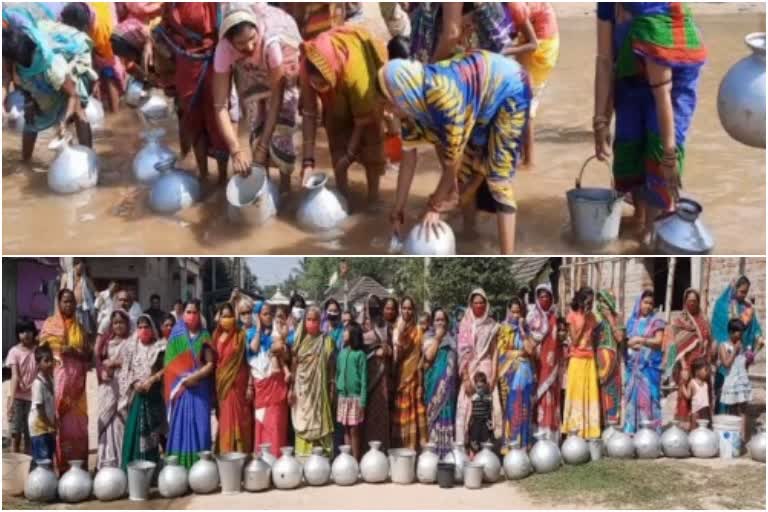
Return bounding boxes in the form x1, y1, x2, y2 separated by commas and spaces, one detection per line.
2, 4, 765, 255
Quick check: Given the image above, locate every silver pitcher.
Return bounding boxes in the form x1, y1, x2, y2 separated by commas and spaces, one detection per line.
654, 199, 714, 255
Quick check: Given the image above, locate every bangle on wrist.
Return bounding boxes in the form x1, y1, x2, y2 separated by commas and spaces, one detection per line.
302, 157, 315, 168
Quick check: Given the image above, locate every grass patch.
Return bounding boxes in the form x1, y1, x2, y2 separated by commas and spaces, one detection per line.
517, 459, 766, 510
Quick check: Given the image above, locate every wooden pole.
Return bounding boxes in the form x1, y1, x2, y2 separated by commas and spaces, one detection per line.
665, 257, 677, 321
702, 258, 712, 315
570, 257, 576, 301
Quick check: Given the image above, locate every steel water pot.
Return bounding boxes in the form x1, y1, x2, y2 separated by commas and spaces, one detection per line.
226, 166, 280, 226
416, 443, 439, 484
58, 460, 92, 503
653, 199, 714, 255
259, 443, 277, 467
634, 420, 661, 459
331, 445, 359, 486
689, 419, 719, 458
133, 128, 176, 184
442, 441, 469, 483
158, 455, 189, 498
463, 462, 484, 490
47, 135, 99, 194
85, 96, 105, 131
747, 426, 766, 463
530, 432, 562, 474
601, 420, 620, 455
149, 158, 201, 214
296, 173, 348, 231
24, 459, 58, 503
402, 220, 457, 256
127, 460, 156, 501
188, 451, 219, 494
304, 447, 331, 486
93, 462, 127, 501
474, 442, 501, 483
361, 441, 389, 483
125, 78, 148, 108
244, 451, 272, 492
503, 441, 533, 481
272, 447, 302, 490
661, 420, 690, 458
606, 431, 635, 459
717, 32, 766, 148
561, 429, 590, 465
216, 452, 246, 494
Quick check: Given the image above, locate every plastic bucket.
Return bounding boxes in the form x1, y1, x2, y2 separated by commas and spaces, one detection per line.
713, 414, 743, 459
127, 460, 156, 501
567, 156, 622, 245
437, 463, 455, 489
3, 453, 32, 496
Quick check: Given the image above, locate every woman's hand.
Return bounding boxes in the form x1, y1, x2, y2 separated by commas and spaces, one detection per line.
660, 150, 680, 202
232, 149, 252, 176
389, 208, 405, 238
245, 384, 254, 402
334, 154, 353, 178
420, 210, 444, 242
6, 400, 14, 422
142, 42, 154, 75
253, 142, 269, 168
301, 163, 316, 187
594, 122, 612, 161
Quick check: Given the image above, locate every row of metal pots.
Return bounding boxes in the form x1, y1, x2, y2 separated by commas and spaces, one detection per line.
23, 422, 766, 503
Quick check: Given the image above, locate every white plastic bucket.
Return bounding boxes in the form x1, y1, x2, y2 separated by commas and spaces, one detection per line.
567, 156, 623, 245
713, 414, 743, 459
3, 453, 32, 496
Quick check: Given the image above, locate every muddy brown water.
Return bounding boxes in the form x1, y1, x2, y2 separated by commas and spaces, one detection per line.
2, 9, 765, 255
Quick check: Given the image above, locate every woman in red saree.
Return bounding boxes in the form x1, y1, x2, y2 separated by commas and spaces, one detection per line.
248, 302, 289, 454
527, 284, 561, 443
663, 289, 712, 430
391, 296, 427, 450
151, 2, 229, 182
214, 303, 253, 454
39, 289, 90, 473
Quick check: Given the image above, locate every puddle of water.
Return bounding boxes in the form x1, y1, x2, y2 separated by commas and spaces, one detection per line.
2, 10, 765, 255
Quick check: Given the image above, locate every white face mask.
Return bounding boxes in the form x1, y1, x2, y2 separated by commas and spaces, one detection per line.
291, 307, 305, 321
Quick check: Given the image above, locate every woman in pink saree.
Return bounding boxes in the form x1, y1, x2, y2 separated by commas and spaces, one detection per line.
455, 288, 502, 447
39, 289, 90, 473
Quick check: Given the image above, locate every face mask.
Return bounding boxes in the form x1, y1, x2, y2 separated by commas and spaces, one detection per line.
292, 307, 305, 321
327, 312, 340, 322
539, 295, 552, 311
161, 325, 172, 339
240, 313, 253, 327
305, 318, 321, 336
137, 327, 154, 344
184, 311, 200, 330
472, 303, 486, 318
219, 317, 235, 331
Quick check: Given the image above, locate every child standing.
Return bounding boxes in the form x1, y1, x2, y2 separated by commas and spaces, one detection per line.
683, 358, 712, 425
29, 345, 56, 462
4, 321, 38, 453
468, 371, 494, 456
336, 322, 368, 460
718, 319, 753, 441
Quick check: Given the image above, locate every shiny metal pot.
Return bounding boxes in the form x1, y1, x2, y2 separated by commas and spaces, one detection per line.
503, 442, 533, 480
93, 463, 127, 501
463, 462, 484, 490
562, 430, 590, 465
747, 427, 766, 463
331, 445, 358, 486
58, 460, 92, 503
606, 431, 635, 459
442, 441, 469, 483
634, 420, 661, 459
530, 432, 562, 474
259, 443, 277, 467
717, 32, 766, 148
125, 78, 147, 108
133, 128, 176, 184
654, 199, 714, 255
47, 136, 99, 194
388, 448, 416, 485
226, 166, 280, 226
216, 452, 246, 494
158, 455, 189, 498
296, 173, 348, 231
244, 452, 272, 492
272, 447, 302, 490
149, 159, 201, 214
24, 459, 58, 503
85, 96, 105, 131
661, 420, 690, 458
361, 440, 389, 483
416, 443, 439, 484
474, 442, 501, 483
402, 220, 457, 255
304, 447, 331, 486
188, 451, 219, 494
689, 419, 719, 458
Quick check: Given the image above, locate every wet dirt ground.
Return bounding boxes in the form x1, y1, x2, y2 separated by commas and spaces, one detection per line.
2, 3, 765, 255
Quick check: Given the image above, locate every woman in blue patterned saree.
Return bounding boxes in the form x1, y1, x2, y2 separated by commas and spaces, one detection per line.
422, 307, 457, 458
378, 50, 531, 254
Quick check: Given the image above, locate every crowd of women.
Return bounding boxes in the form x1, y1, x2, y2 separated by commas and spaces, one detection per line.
2, 2, 708, 253
6, 271, 762, 474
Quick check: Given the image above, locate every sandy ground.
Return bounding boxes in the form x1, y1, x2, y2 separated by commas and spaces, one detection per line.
2, 3, 766, 255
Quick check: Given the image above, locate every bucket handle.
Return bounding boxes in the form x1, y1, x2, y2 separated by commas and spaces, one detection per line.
575, 155, 614, 190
